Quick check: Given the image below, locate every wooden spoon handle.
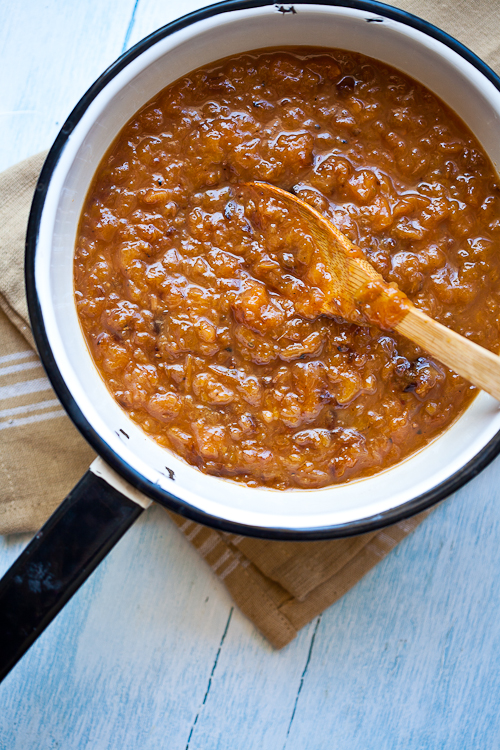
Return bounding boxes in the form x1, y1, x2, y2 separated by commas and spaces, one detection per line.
396, 305, 500, 400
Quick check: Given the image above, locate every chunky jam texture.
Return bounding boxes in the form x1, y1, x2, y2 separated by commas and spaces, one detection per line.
74, 49, 500, 489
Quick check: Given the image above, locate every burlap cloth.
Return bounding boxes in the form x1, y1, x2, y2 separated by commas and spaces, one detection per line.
1, 1, 496, 648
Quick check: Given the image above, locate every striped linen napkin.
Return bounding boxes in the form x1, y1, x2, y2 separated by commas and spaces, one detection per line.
0, 153, 428, 648
0, 153, 95, 533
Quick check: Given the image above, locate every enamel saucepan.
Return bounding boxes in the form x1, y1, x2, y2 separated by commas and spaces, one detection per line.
2, 0, 500, 682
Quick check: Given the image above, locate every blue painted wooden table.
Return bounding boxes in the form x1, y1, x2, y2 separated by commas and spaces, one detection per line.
1, 2, 500, 747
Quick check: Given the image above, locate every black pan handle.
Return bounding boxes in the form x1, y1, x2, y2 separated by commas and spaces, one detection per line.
0, 468, 145, 683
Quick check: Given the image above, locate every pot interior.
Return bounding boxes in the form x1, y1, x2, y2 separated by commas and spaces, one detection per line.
34, 3, 500, 533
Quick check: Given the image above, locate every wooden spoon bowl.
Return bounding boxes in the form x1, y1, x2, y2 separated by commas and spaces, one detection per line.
239, 181, 500, 402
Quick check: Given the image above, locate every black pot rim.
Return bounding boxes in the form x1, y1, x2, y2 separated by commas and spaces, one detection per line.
25, 0, 500, 540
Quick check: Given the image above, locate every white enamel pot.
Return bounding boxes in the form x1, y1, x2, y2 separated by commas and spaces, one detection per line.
1, 0, 500, 681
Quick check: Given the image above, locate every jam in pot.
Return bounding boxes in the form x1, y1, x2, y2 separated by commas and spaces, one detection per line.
74, 48, 500, 489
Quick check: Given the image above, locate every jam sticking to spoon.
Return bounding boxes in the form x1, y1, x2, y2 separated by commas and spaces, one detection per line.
238, 181, 500, 402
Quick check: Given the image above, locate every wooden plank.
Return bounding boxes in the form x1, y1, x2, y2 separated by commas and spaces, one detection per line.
0, 0, 137, 172
283, 460, 500, 749
0, 507, 237, 749
185, 615, 319, 750
125, 0, 211, 50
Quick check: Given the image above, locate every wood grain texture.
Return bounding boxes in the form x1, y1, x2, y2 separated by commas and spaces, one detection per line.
0, 0, 137, 172
0, 507, 237, 749
284, 463, 500, 749
124, 0, 215, 49
1, 1, 500, 749
397, 306, 500, 401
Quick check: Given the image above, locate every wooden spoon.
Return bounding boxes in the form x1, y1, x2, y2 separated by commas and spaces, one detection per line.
239, 181, 500, 402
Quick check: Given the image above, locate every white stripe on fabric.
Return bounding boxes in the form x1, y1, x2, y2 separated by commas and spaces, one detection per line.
0, 350, 36, 365
0, 408, 65, 431
397, 519, 416, 533
211, 549, 232, 573
230, 535, 245, 545
197, 532, 220, 558
0, 360, 42, 377
0, 377, 52, 401
0, 398, 60, 419
186, 524, 203, 542
219, 558, 240, 581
